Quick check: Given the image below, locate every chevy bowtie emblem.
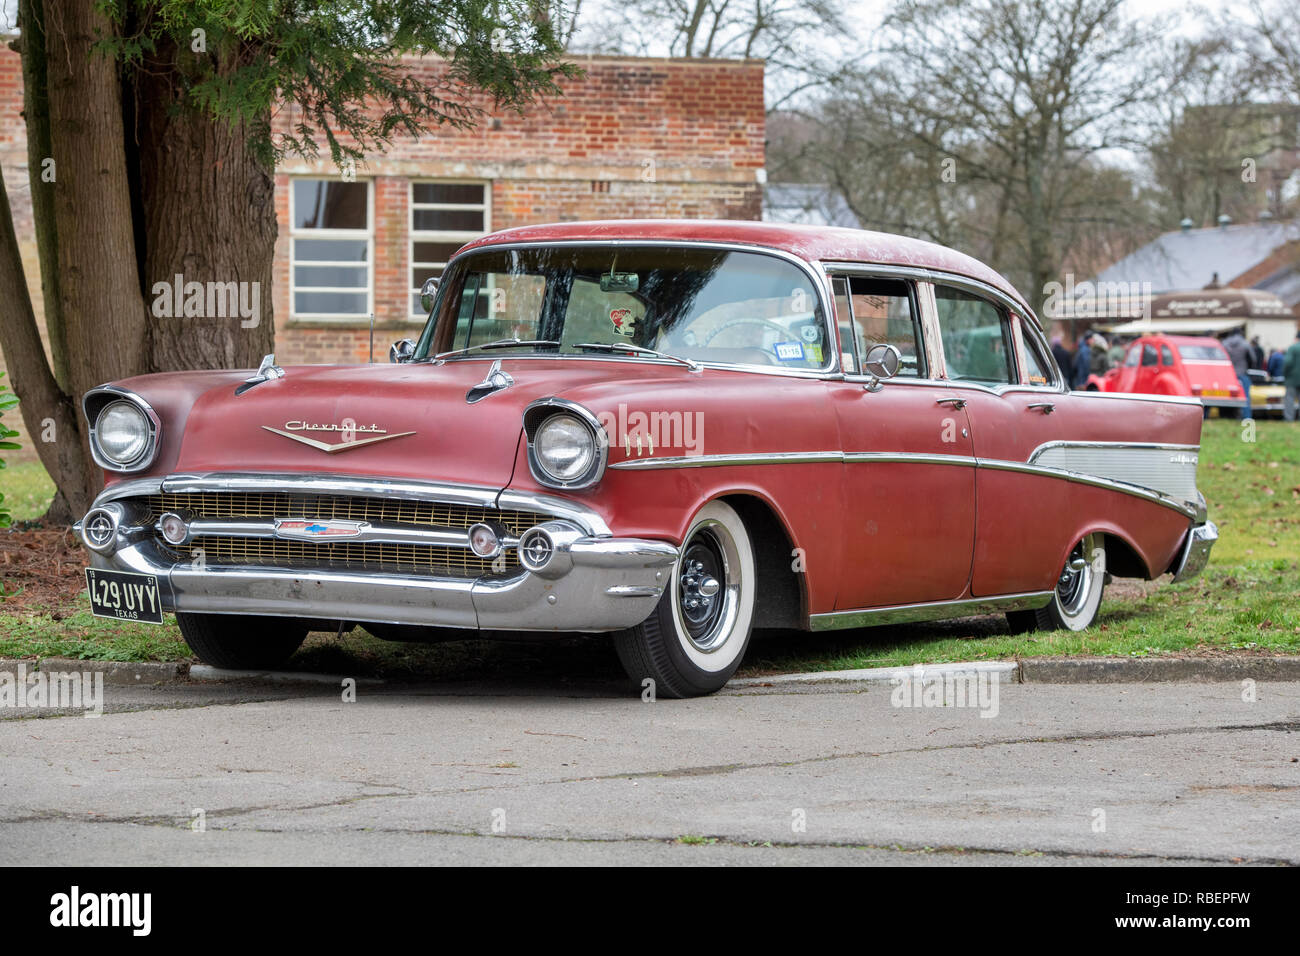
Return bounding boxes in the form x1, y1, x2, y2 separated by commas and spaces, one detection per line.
275, 518, 369, 540
262, 422, 415, 454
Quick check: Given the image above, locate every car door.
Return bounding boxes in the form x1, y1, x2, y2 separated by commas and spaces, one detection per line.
827, 272, 976, 610
929, 283, 1076, 597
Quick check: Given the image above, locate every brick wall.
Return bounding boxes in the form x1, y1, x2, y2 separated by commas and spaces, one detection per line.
0, 47, 766, 402
274, 54, 766, 364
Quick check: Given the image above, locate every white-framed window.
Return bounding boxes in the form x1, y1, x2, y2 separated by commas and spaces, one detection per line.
409, 181, 489, 317
290, 178, 373, 320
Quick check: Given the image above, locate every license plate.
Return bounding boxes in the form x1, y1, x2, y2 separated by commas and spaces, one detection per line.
85, 568, 164, 624
1202, 389, 1229, 397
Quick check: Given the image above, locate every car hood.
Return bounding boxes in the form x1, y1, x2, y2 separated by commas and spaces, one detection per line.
126, 358, 694, 488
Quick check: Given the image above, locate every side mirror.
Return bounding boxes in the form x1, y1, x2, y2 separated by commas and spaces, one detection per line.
389, 338, 415, 364
419, 276, 440, 314
862, 343, 901, 392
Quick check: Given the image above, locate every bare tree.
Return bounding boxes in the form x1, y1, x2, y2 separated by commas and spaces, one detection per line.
788, 0, 1166, 312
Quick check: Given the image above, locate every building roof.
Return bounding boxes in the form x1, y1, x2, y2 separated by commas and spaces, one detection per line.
457, 219, 1032, 314
1094, 220, 1300, 295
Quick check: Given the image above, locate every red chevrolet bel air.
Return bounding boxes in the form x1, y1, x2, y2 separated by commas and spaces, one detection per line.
77, 220, 1217, 697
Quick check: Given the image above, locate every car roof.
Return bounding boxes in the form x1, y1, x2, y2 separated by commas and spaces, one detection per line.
1138, 334, 1225, 347
456, 219, 1035, 320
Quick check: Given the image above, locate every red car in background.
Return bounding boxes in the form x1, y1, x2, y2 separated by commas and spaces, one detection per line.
1101, 334, 1246, 412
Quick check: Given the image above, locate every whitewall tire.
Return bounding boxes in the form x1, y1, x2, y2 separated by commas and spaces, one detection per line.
613, 500, 756, 698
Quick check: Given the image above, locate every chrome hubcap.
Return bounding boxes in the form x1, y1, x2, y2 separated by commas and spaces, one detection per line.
1057, 536, 1097, 617
677, 529, 733, 651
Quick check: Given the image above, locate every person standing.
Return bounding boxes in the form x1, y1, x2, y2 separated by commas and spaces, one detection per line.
1268, 348, 1285, 379
1249, 336, 1266, 371
1051, 335, 1073, 378
1283, 332, 1300, 423
1072, 335, 1092, 389
1222, 328, 1253, 419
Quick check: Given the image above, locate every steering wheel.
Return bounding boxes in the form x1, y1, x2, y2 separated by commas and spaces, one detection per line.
703, 317, 796, 347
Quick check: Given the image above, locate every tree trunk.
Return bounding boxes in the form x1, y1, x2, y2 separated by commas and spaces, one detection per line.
133, 38, 277, 372
17, 0, 68, 391
42, 0, 150, 513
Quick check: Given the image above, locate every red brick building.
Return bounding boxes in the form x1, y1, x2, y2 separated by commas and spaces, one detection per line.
273, 54, 765, 363
1, 45, 765, 379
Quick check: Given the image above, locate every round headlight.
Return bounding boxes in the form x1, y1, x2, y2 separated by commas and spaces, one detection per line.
96, 400, 150, 465
534, 414, 596, 483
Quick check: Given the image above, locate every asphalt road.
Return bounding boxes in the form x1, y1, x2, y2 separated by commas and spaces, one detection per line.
1, 677, 1297, 865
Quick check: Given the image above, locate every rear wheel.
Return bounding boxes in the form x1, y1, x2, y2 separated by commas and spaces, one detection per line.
177, 613, 308, 670
1006, 533, 1107, 633
613, 500, 755, 698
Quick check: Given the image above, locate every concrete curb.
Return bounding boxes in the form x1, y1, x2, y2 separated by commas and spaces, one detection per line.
0, 657, 190, 685
188, 665, 383, 685
733, 656, 1300, 689
729, 661, 1018, 688
1019, 656, 1300, 683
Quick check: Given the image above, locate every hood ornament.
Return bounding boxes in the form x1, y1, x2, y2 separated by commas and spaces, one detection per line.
466, 359, 515, 404
262, 420, 415, 454
235, 354, 284, 396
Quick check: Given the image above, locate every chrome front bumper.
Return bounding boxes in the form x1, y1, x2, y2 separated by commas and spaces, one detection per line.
77, 474, 678, 632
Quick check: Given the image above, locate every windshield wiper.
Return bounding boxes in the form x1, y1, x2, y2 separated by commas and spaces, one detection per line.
572, 342, 700, 372
430, 339, 561, 361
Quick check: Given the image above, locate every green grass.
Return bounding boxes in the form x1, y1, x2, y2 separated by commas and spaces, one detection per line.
0, 607, 191, 661
1, 418, 1297, 673
1, 459, 57, 522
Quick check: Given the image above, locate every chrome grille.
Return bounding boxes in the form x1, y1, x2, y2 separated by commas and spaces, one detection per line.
140, 492, 548, 536
170, 536, 509, 577
133, 492, 556, 578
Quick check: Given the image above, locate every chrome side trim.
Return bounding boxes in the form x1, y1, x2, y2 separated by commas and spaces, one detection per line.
1027, 441, 1200, 508
610, 451, 843, 470
977, 459, 1198, 518
1065, 390, 1204, 407
810, 590, 1054, 631
608, 449, 1197, 518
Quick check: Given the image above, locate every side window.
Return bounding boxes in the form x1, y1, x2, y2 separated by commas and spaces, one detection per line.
1021, 323, 1056, 387
1141, 344, 1158, 367
1124, 345, 1140, 367
841, 276, 926, 378
1161, 345, 1174, 366
934, 286, 1015, 385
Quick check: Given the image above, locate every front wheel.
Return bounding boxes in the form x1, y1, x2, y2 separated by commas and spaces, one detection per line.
1007, 533, 1107, 633
613, 500, 756, 698
177, 613, 308, 670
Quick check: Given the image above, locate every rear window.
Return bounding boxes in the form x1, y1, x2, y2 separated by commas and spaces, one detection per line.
1178, 344, 1228, 361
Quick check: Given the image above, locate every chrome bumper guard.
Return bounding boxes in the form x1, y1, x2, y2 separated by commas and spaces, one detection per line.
78, 475, 678, 632
1171, 519, 1218, 583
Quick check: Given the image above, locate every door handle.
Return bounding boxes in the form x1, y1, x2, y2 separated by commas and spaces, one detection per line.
935, 397, 966, 409
1027, 402, 1056, 415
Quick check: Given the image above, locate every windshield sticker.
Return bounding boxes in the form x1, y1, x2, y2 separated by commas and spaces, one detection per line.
610, 308, 636, 337
806, 343, 823, 365
775, 341, 805, 362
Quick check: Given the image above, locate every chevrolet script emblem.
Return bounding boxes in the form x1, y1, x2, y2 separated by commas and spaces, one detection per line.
262, 420, 415, 454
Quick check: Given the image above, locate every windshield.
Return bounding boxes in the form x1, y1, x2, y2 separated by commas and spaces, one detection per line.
414, 245, 831, 371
